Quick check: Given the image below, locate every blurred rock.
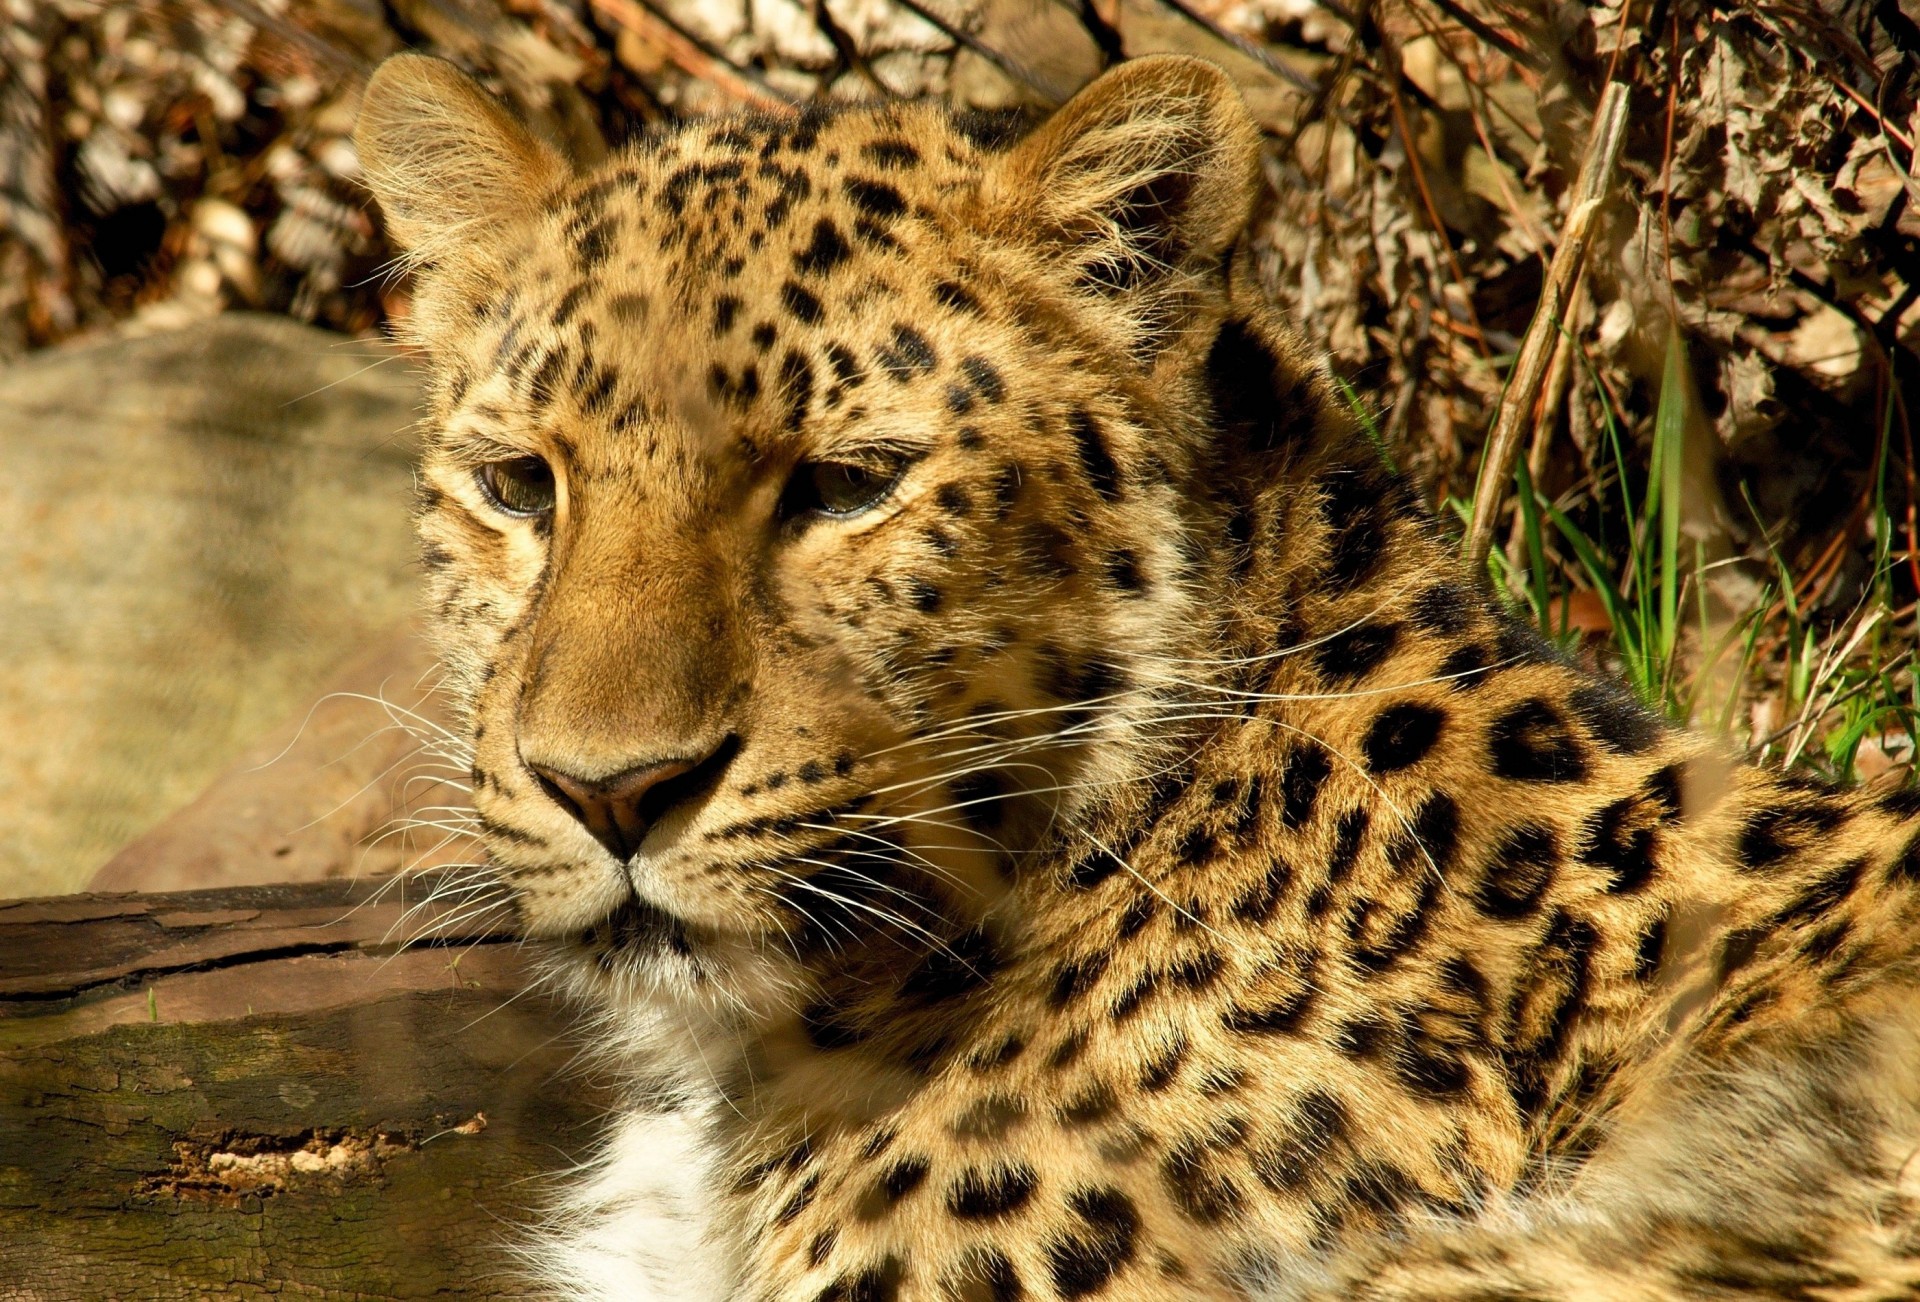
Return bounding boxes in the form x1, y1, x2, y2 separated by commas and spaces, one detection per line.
0, 314, 424, 898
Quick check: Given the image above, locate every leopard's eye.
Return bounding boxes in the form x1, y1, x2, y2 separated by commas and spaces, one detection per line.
785, 459, 903, 518
477, 456, 556, 517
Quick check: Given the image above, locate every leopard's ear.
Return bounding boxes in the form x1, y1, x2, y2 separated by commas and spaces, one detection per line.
354, 54, 566, 262
984, 55, 1260, 336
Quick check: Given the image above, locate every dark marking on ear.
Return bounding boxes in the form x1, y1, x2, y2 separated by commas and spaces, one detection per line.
949, 106, 1033, 150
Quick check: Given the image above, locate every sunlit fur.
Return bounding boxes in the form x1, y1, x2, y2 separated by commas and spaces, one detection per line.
359, 53, 1920, 1301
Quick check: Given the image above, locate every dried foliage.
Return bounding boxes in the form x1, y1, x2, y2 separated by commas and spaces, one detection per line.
1, 0, 1915, 781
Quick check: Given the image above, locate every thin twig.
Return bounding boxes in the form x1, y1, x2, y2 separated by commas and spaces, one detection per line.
1464, 78, 1631, 575
588, 0, 795, 110
1503, 269, 1584, 570
1419, 0, 1549, 72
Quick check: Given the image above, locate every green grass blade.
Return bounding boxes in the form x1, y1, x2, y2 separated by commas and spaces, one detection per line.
1652, 327, 1688, 690
1333, 374, 1398, 475
1513, 456, 1553, 634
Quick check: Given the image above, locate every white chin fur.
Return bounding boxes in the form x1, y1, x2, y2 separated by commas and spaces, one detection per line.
527, 1101, 737, 1301
524, 946, 783, 1298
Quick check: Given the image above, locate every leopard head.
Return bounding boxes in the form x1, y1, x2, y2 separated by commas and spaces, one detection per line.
356, 52, 1308, 1017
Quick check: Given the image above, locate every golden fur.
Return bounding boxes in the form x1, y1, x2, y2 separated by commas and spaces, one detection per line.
357, 53, 1920, 1300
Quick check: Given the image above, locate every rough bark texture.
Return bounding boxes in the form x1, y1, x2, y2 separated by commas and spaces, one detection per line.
0, 876, 609, 1300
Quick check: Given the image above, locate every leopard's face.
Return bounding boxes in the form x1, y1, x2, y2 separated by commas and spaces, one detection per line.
359, 55, 1265, 1011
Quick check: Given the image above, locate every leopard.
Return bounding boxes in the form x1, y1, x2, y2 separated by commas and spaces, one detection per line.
354, 50, 1920, 1301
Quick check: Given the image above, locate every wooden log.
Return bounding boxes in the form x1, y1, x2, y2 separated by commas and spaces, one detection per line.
0, 876, 610, 1300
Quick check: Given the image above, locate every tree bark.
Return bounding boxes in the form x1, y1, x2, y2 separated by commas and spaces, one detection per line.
0, 876, 610, 1300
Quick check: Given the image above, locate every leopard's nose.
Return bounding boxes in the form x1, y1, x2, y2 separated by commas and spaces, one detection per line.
528, 749, 722, 860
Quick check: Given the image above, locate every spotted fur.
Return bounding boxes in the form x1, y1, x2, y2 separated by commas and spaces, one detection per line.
357, 53, 1920, 1301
